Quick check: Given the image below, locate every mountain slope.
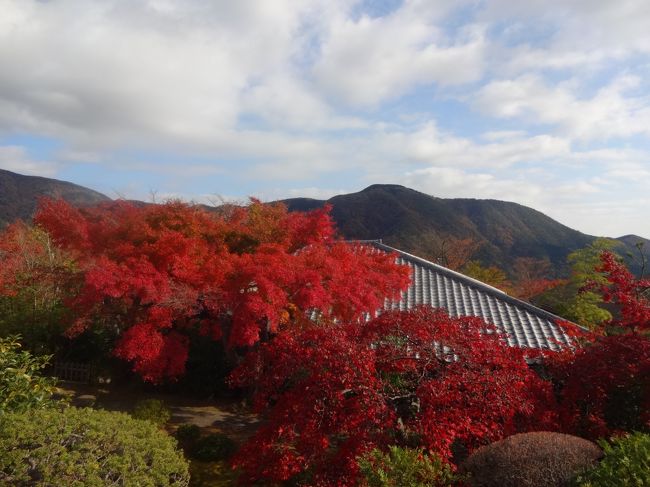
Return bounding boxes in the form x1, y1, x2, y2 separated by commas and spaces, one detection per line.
0, 169, 110, 227
283, 184, 643, 275
0, 171, 646, 277
615, 234, 650, 272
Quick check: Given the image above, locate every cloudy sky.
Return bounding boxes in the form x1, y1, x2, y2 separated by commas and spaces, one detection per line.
1, 0, 650, 238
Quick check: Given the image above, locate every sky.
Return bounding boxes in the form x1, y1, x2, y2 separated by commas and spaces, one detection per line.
1, 0, 650, 238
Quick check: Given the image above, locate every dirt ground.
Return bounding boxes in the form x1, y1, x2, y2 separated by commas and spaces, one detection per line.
57, 381, 260, 442
56, 382, 261, 485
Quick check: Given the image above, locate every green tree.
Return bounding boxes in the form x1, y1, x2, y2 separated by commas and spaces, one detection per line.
132, 398, 172, 427
0, 336, 58, 414
0, 407, 190, 486
462, 260, 511, 291
572, 432, 650, 487
536, 238, 616, 328
358, 446, 457, 487
0, 223, 78, 355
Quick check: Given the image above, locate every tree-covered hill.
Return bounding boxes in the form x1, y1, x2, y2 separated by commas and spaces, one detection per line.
0, 169, 109, 228
283, 184, 646, 276
0, 170, 646, 276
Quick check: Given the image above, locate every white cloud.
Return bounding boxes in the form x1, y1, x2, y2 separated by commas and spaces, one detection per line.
480, 130, 528, 141
542, 198, 650, 239
0, 145, 60, 176
404, 122, 570, 167
0, 0, 342, 148
240, 73, 365, 131
313, 4, 485, 106
483, 0, 650, 73
0, 0, 649, 239
603, 161, 650, 181
475, 75, 650, 140
399, 166, 544, 204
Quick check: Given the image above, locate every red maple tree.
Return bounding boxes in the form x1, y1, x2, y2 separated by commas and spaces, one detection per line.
512, 257, 565, 301
33, 198, 410, 381
547, 251, 650, 439
230, 307, 556, 485
596, 251, 650, 332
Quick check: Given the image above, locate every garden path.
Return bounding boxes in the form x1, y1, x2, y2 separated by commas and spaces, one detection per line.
58, 382, 260, 442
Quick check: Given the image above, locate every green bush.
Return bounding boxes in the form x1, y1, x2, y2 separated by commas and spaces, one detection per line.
188, 460, 239, 487
0, 407, 189, 486
461, 432, 602, 487
0, 335, 58, 414
192, 433, 238, 462
175, 423, 201, 443
572, 432, 650, 486
132, 398, 172, 427
358, 446, 457, 487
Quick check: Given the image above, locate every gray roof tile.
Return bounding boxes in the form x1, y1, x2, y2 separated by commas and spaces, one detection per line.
371, 242, 578, 351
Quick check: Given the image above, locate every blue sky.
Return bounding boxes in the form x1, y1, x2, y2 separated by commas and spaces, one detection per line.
1, 0, 650, 238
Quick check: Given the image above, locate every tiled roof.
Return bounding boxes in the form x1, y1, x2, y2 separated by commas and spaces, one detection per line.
371, 241, 578, 351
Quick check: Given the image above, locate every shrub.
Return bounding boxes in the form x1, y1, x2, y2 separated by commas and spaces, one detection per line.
359, 446, 458, 487
175, 423, 201, 443
572, 432, 650, 486
188, 460, 239, 487
547, 334, 650, 439
0, 335, 58, 414
0, 407, 189, 486
192, 433, 238, 462
461, 432, 602, 487
132, 398, 172, 427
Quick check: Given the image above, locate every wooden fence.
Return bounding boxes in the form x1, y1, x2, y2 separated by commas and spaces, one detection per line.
50, 361, 96, 384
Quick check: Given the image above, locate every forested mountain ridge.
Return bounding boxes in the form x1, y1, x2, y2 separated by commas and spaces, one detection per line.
0, 169, 110, 227
282, 184, 648, 276
0, 170, 647, 276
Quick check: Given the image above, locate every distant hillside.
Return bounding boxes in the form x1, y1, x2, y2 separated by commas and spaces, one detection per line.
0, 169, 110, 227
615, 234, 650, 271
616, 234, 650, 249
283, 184, 647, 276
0, 171, 646, 277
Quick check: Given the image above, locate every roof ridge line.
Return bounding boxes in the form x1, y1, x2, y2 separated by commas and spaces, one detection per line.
370, 241, 586, 331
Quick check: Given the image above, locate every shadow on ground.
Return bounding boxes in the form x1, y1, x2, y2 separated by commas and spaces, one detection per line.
58, 381, 260, 442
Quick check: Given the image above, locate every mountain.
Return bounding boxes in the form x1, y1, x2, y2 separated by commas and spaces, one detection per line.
0, 169, 110, 228
616, 234, 650, 249
615, 234, 650, 271
283, 184, 646, 276
1, 171, 646, 277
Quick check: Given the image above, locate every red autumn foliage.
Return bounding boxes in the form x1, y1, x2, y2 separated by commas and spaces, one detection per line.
549, 333, 650, 439
515, 278, 565, 301
0, 221, 75, 297
230, 307, 556, 486
547, 251, 650, 439
32, 198, 410, 382
511, 257, 565, 301
596, 251, 650, 332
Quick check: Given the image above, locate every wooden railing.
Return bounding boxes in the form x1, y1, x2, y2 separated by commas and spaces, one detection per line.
50, 361, 96, 384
